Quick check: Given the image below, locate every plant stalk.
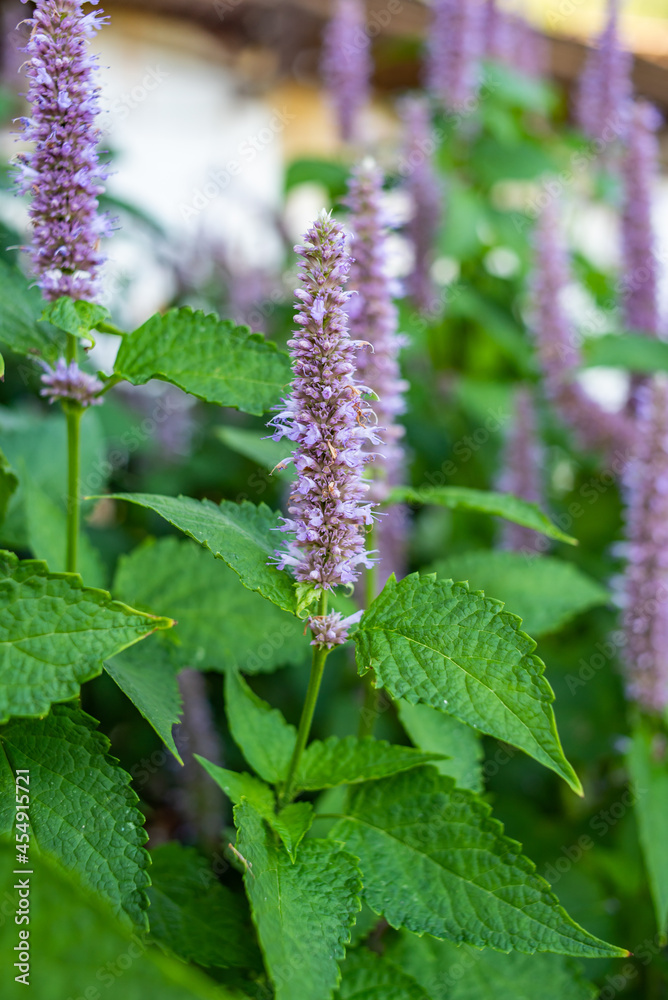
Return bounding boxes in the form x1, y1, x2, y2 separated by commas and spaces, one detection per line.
65, 333, 82, 574
280, 591, 329, 806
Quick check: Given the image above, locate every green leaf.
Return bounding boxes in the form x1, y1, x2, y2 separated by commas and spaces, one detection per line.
397, 701, 483, 793
0, 841, 243, 1000
100, 493, 297, 613
295, 735, 447, 793
388, 487, 576, 545
0, 551, 174, 723
0, 259, 67, 363
627, 719, 668, 934
104, 640, 183, 762
216, 425, 295, 481
582, 332, 668, 373
148, 842, 259, 969
0, 706, 150, 928
0, 447, 17, 528
235, 800, 362, 1000
113, 307, 291, 415
113, 538, 307, 674
356, 574, 581, 793
193, 757, 312, 859
388, 930, 598, 1000
40, 296, 111, 343
336, 948, 432, 1000
429, 551, 609, 637
285, 157, 350, 199
330, 768, 626, 957
224, 670, 296, 783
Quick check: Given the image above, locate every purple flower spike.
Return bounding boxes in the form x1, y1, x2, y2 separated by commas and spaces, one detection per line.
40, 358, 103, 407
346, 158, 409, 584
497, 387, 545, 555
426, 0, 483, 111
621, 377, 668, 713
16, 0, 111, 302
531, 199, 633, 458
575, 0, 631, 142
269, 213, 379, 619
400, 97, 442, 314
321, 0, 371, 143
621, 101, 662, 337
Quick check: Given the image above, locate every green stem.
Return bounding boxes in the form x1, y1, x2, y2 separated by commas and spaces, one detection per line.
65, 334, 82, 574
280, 592, 329, 807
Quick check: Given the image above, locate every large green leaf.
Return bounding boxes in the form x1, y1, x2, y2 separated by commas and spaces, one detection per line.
148, 843, 259, 969
0, 842, 242, 1000
0, 551, 173, 723
0, 706, 150, 928
104, 640, 183, 761
387, 930, 598, 1000
397, 701, 483, 793
388, 486, 575, 545
336, 948, 432, 1000
429, 551, 609, 637
114, 538, 306, 675
582, 332, 668, 373
113, 307, 291, 415
235, 800, 362, 1000
295, 735, 447, 792
0, 259, 67, 363
330, 768, 626, 957
627, 719, 668, 934
224, 670, 297, 783
101, 493, 297, 613
355, 574, 580, 793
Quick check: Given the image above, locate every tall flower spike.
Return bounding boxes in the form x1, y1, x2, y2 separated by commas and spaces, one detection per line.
16, 0, 111, 302
621, 377, 668, 713
621, 101, 662, 337
345, 159, 410, 585
400, 97, 442, 314
575, 0, 631, 142
269, 213, 379, 644
426, 0, 483, 111
531, 199, 633, 458
321, 0, 371, 143
497, 386, 546, 555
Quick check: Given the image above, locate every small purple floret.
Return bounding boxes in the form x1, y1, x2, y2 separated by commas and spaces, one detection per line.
40, 357, 103, 407
16, 0, 111, 302
269, 213, 379, 599
308, 610, 363, 649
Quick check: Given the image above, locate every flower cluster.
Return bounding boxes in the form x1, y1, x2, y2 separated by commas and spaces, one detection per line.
621, 101, 662, 337
16, 0, 111, 302
484, 2, 545, 78
497, 387, 545, 555
269, 213, 379, 620
575, 0, 631, 142
531, 199, 633, 458
426, 0, 483, 110
40, 358, 103, 407
621, 377, 668, 713
321, 0, 371, 143
346, 159, 409, 585
400, 97, 442, 313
